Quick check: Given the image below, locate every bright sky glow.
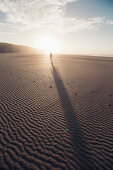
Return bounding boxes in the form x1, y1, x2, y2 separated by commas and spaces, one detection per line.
0, 0, 113, 55
35, 36, 60, 54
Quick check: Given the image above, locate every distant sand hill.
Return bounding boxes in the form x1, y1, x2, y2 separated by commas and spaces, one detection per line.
0, 42, 45, 53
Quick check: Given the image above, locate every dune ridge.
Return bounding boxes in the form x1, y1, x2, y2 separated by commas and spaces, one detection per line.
0, 43, 45, 54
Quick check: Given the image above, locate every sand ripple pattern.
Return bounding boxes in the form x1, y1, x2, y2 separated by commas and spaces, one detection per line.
0, 54, 113, 169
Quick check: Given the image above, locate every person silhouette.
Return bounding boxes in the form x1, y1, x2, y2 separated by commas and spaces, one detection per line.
50, 52, 53, 61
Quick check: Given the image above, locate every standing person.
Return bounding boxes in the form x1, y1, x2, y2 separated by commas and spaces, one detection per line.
50, 52, 53, 62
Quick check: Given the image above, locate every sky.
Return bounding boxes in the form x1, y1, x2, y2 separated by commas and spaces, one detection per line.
0, 0, 113, 55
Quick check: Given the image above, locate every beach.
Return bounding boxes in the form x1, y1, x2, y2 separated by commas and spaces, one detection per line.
0, 53, 113, 169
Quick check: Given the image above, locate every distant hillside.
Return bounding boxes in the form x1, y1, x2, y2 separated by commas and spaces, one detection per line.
0, 43, 45, 53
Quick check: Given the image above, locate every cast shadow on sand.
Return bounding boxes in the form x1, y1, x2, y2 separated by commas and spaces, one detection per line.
51, 60, 91, 168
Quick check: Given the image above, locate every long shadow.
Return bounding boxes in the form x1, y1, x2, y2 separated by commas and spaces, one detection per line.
51, 60, 91, 169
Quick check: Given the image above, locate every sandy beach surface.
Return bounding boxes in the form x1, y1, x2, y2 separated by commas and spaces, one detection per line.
0, 53, 113, 169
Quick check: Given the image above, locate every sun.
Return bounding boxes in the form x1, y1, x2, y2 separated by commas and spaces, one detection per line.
35, 36, 60, 54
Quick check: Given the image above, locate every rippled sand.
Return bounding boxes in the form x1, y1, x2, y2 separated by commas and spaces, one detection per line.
0, 53, 113, 169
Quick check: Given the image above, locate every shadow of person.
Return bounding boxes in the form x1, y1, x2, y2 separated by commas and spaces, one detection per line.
51, 61, 91, 169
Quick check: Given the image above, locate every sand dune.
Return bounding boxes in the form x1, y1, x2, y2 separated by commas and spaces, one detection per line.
0, 53, 113, 169
0, 43, 45, 53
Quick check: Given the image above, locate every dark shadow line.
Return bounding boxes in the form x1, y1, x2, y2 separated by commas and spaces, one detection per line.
51, 60, 91, 169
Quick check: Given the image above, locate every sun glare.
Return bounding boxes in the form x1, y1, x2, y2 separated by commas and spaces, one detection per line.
35, 36, 60, 54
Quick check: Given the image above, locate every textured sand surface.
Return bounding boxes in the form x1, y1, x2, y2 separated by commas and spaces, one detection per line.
0, 53, 113, 169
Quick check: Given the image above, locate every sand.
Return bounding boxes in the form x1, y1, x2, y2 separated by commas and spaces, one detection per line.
0, 53, 113, 169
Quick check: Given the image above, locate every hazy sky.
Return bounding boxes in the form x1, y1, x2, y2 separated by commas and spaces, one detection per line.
0, 0, 113, 55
